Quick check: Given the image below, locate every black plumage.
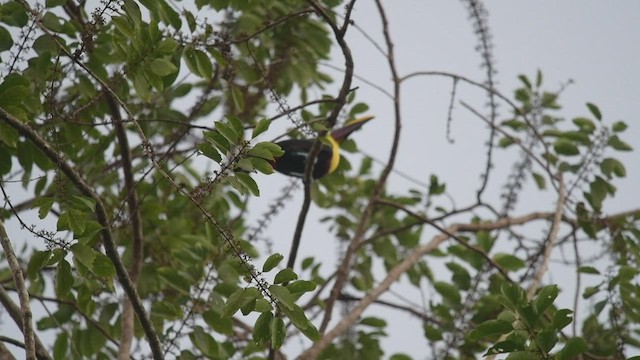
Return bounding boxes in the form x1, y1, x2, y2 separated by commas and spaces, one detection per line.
272, 139, 333, 179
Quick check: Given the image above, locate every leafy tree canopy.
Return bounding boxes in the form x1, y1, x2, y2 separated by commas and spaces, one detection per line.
0, 1, 638, 359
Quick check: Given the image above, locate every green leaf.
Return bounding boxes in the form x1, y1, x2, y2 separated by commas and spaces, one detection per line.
253, 311, 273, 345
150, 58, 177, 76
607, 135, 633, 151
535, 69, 543, 87
254, 298, 273, 312
235, 172, 259, 196
222, 288, 245, 317
517, 74, 531, 89
215, 122, 240, 144
269, 285, 296, 310
280, 304, 309, 331
202, 309, 233, 335
582, 285, 599, 299
349, 102, 369, 116
230, 86, 244, 113
0, 123, 19, 147
0, 2, 29, 27
183, 46, 202, 77
28, 250, 52, 280
122, 0, 142, 24
493, 253, 525, 271
469, 319, 513, 341
270, 316, 285, 349
434, 281, 461, 304
133, 72, 150, 102
557, 337, 588, 360
423, 324, 443, 341
286, 280, 316, 295
600, 158, 626, 178
273, 268, 297, 284
498, 137, 517, 148
249, 157, 274, 174
0, 25, 12, 52
577, 266, 600, 275
227, 115, 244, 136
203, 130, 230, 154
189, 326, 219, 357
249, 142, 280, 161
572, 117, 596, 133
252, 118, 271, 139
158, 267, 191, 294
262, 253, 284, 272
554, 139, 579, 156
92, 252, 116, 278
41, 11, 64, 32
536, 329, 557, 352
390, 354, 412, 360
53, 332, 68, 359
533, 285, 558, 314
586, 177, 608, 211
532, 172, 546, 189
586, 102, 601, 120
552, 309, 573, 330
611, 121, 627, 133
70, 243, 95, 270
484, 340, 525, 355
299, 321, 320, 341
55, 259, 73, 298
500, 283, 525, 309
360, 316, 387, 328
197, 142, 222, 163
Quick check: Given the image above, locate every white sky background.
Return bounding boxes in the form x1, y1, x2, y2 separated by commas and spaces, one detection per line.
2, 1, 639, 359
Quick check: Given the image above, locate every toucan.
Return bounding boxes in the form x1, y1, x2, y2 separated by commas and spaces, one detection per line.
272, 115, 374, 179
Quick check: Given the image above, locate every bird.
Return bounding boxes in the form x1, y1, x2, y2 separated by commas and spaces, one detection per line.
271, 115, 374, 179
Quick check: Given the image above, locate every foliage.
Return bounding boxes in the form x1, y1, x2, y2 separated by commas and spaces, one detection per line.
0, 1, 638, 360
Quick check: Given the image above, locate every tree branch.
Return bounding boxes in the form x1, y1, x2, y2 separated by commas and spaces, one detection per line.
0, 220, 35, 360
107, 94, 145, 360
527, 174, 565, 299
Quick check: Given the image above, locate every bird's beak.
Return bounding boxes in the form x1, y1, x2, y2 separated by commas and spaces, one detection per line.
330, 115, 374, 143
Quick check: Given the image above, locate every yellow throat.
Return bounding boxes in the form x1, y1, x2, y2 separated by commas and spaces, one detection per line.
325, 135, 341, 175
